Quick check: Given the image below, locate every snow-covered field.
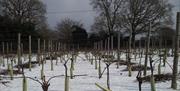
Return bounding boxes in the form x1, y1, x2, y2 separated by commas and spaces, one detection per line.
0, 52, 180, 91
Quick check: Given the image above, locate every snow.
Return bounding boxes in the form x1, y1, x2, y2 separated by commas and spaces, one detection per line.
0, 52, 180, 91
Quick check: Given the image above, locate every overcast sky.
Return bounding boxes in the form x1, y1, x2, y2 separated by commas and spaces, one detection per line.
43, 0, 180, 31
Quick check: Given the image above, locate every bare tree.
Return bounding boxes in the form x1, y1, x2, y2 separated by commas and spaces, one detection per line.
91, 0, 125, 34
91, 16, 108, 34
121, 0, 173, 48
0, 0, 46, 25
56, 18, 83, 43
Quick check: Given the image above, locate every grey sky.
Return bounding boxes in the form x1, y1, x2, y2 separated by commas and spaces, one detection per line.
43, 0, 180, 31
43, 0, 96, 31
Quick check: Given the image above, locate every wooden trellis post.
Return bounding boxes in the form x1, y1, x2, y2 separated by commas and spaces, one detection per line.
171, 12, 180, 89
22, 76, 27, 91
95, 42, 98, 70
6, 42, 9, 54
17, 33, 21, 71
98, 42, 102, 78
55, 41, 58, 65
29, 35, 32, 71
70, 57, 74, 79
106, 36, 111, 90
10, 42, 12, 53
48, 40, 50, 57
6, 42, 9, 67
2, 42, 5, 67
64, 59, 69, 91
105, 38, 107, 52
111, 35, 113, 52
144, 24, 151, 76
50, 40, 54, 71
37, 38, 41, 66
117, 32, 121, 69
7, 63, 13, 80
149, 56, 156, 91
43, 40, 46, 63
108, 37, 110, 55
148, 23, 156, 91
171, 36, 175, 56
21, 43, 25, 62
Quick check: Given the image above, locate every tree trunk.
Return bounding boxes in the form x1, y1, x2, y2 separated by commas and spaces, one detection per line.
132, 31, 136, 49
42, 83, 50, 91
136, 70, 142, 91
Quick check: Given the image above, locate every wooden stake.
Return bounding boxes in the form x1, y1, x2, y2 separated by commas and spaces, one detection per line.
171, 12, 180, 89
6, 42, 9, 67
17, 33, 21, 71
29, 35, 32, 71
2, 42, 5, 67
23, 76, 27, 91
38, 38, 41, 66
43, 40, 46, 64
144, 23, 151, 76
50, 40, 53, 71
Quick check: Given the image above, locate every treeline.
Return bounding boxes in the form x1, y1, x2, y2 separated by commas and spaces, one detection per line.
89, 0, 175, 49
0, 0, 176, 52
87, 28, 175, 49
0, 0, 46, 53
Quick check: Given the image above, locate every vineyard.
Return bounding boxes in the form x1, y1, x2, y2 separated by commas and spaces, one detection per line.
0, 0, 180, 91
0, 30, 180, 91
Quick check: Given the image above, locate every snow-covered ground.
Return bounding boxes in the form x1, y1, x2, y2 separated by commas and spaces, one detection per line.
0, 52, 180, 91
